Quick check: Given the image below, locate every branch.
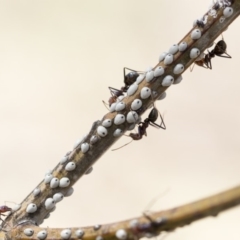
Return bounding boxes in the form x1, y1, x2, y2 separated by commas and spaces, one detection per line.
7, 184, 240, 240
2, 0, 240, 239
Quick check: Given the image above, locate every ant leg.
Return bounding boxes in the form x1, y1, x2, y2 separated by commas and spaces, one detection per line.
111, 139, 133, 151
205, 51, 212, 69
208, 58, 212, 69
149, 111, 166, 130
190, 63, 195, 72
124, 67, 144, 74
102, 100, 110, 110
216, 52, 232, 58
108, 86, 122, 96
158, 111, 166, 130
143, 212, 154, 223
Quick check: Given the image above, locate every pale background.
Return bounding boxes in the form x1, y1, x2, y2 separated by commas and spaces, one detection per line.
0, 1, 240, 239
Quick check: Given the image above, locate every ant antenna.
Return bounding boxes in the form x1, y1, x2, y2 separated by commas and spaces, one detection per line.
111, 139, 133, 151
143, 188, 170, 214
102, 100, 110, 111
123, 67, 144, 75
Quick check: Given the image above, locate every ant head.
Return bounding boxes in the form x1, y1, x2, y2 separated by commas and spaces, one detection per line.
124, 71, 139, 86
0, 206, 12, 213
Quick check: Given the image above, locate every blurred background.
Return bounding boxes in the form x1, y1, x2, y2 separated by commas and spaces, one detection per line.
0, 0, 240, 239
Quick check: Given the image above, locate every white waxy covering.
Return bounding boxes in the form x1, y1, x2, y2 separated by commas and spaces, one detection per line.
145, 70, 154, 82
44, 174, 53, 184
162, 75, 174, 87
190, 48, 200, 58
33, 188, 41, 196
131, 99, 142, 111
159, 52, 167, 62
45, 198, 55, 210
115, 102, 126, 111
164, 54, 173, 65
90, 135, 98, 144
73, 135, 86, 149
75, 229, 85, 238
37, 230, 47, 240
97, 126, 108, 137
140, 87, 151, 99
173, 64, 184, 74
117, 95, 125, 102
136, 74, 145, 84
81, 143, 90, 153
65, 162, 76, 171
24, 228, 34, 236
191, 29, 201, 40
114, 114, 125, 125
50, 177, 59, 188
109, 102, 117, 112
223, 7, 233, 18
126, 111, 139, 123
60, 156, 68, 164
178, 41, 188, 52
113, 129, 123, 137
61, 229, 72, 239
59, 177, 70, 188
102, 119, 112, 128
53, 193, 64, 203
154, 66, 164, 77
168, 44, 178, 54
115, 229, 128, 240
26, 203, 37, 213
127, 83, 138, 96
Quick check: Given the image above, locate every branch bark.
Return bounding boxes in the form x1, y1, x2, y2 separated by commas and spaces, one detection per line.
7, 184, 240, 240
1, 0, 240, 239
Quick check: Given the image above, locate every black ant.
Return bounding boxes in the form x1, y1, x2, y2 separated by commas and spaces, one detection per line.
131, 213, 167, 238
107, 86, 125, 107
0, 205, 11, 225
123, 67, 140, 91
129, 107, 166, 140
191, 37, 231, 71
213, 1, 220, 11
204, 38, 231, 69
112, 107, 166, 150
196, 20, 205, 28
106, 67, 142, 107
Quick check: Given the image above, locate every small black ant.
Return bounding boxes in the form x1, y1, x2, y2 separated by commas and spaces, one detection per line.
196, 20, 205, 28
0, 205, 11, 223
106, 67, 142, 107
107, 86, 125, 107
213, 1, 220, 11
191, 37, 231, 71
112, 107, 166, 151
131, 213, 167, 238
203, 38, 231, 69
123, 67, 140, 91
129, 107, 166, 141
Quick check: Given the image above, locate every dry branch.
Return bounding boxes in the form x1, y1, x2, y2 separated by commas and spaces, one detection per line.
6, 185, 240, 240
1, 0, 240, 240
